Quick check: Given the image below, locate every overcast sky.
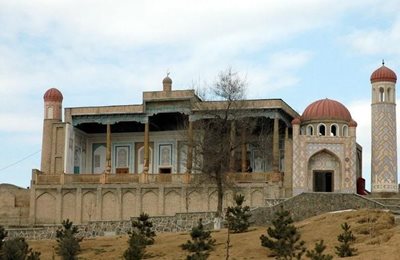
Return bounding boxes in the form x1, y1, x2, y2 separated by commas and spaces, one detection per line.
1, 0, 400, 189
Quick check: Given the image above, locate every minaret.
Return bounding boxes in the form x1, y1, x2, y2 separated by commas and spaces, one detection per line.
41, 88, 63, 174
371, 62, 398, 193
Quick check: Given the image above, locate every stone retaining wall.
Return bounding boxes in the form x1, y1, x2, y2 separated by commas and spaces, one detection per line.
7, 212, 216, 240
6, 193, 390, 240
252, 192, 387, 226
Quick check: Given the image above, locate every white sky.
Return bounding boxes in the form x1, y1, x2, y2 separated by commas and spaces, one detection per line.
1, 0, 400, 189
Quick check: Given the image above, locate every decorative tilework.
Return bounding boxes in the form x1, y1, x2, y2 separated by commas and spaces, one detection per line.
371, 104, 398, 192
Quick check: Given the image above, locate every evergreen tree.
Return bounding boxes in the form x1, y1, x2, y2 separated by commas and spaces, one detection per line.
123, 231, 146, 260
56, 219, 82, 260
131, 213, 156, 245
335, 222, 357, 257
306, 240, 333, 260
225, 194, 251, 233
260, 207, 306, 260
0, 225, 40, 260
0, 225, 7, 250
181, 219, 216, 260
1, 237, 41, 260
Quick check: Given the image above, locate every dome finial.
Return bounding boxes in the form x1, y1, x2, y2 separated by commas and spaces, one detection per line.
382, 59, 385, 66
162, 71, 172, 91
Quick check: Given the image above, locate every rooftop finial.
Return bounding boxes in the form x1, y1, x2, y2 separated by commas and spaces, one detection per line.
382, 59, 385, 66
162, 70, 172, 91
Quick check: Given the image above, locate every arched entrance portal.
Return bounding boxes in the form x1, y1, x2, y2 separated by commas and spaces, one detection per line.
308, 150, 341, 192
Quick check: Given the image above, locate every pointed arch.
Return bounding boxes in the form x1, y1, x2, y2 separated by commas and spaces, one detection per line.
102, 191, 117, 220
165, 190, 181, 215
36, 192, 56, 224
122, 191, 137, 219
307, 149, 341, 192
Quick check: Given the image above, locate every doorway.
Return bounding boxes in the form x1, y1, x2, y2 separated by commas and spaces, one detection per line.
313, 171, 333, 192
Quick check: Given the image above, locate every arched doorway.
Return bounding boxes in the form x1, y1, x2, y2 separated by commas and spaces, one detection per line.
308, 150, 341, 192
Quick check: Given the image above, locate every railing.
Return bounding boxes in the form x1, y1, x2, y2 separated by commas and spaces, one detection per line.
33, 171, 282, 185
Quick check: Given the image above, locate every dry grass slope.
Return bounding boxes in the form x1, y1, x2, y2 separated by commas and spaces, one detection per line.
29, 209, 400, 259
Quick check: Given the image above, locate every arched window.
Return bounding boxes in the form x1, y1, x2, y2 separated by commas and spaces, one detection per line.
318, 124, 326, 136
300, 126, 305, 135
330, 124, 338, 136
387, 88, 392, 102
47, 106, 54, 119
379, 87, 385, 102
342, 125, 349, 137
306, 125, 314, 136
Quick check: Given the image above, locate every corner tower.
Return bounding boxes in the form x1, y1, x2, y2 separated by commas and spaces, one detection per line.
371, 62, 398, 193
41, 88, 63, 174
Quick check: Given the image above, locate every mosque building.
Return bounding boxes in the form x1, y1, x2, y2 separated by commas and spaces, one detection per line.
1, 64, 398, 225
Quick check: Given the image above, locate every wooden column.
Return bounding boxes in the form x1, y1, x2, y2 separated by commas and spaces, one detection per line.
285, 126, 289, 141
229, 121, 236, 172
144, 121, 150, 173
272, 117, 280, 172
186, 121, 193, 173
241, 128, 247, 172
106, 124, 111, 173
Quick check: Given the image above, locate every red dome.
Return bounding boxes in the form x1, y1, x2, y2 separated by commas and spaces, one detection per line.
291, 118, 301, 125
301, 98, 352, 122
370, 65, 397, 83
43, 88, 63, 102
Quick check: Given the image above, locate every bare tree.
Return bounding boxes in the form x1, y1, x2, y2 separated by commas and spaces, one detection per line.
192, 68, 249, 217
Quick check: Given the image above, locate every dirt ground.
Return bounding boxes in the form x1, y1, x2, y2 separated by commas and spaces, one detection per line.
29, 209, 400, 259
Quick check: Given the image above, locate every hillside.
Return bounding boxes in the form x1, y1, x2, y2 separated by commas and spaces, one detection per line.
29, 209, 400, 259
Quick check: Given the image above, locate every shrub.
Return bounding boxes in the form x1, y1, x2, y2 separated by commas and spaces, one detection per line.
1, 237, 41, 260
260, 206, 306, 259
56, 219, 82, 260
181, 219, 216, 260
225, 194, 251, 233
0, 225, 40, 260
132, 213, 156, 245
123, 231, 146, 260
0, 225, 7, 249
335, 222, 357, 257
306, 240, 333, 260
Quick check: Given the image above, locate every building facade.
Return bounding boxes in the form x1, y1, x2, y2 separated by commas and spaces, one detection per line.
12, 64, 396, 225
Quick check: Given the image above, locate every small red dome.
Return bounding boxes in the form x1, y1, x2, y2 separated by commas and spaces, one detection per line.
44, 88, 63, 102
291, 118, 301, 125
370, 65, 397, 83
301, 98, 352, 122
349, 120, 358, 127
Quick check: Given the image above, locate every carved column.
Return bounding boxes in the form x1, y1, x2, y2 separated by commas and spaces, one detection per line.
272, 117, 280, 172
106, 124, 111, 173
229, 121, 236, 172
144, 121, 149, 173
186, 120, 193, 173
241, 128, 247, 172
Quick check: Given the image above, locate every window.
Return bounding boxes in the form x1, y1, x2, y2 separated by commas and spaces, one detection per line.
47, 106, 53, 119
342, 125, 349, 137
306, 125, 314, 136
379, 87, 385, 102
330, 124, 338, 136
318, 124, 326, 136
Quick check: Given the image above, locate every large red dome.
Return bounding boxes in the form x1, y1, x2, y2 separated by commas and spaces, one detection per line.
370, 65, 397, 83
43, 88, 63, 102
301, 98, 352, 122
